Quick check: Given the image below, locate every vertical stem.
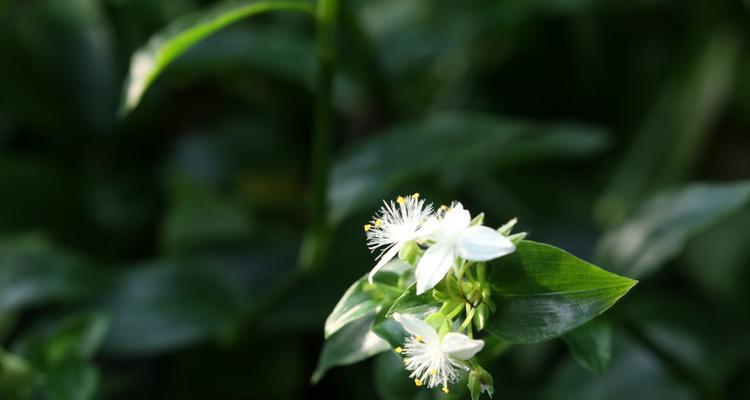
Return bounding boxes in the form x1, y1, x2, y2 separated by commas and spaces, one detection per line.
300, 0, 338, 272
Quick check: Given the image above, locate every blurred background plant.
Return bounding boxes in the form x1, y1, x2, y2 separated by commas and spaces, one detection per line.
1, 0, 749, 399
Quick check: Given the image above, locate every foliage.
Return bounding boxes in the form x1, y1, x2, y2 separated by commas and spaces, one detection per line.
1, 0, 749, 398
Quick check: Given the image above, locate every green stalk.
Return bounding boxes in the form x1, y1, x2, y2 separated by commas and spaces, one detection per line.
299, 0, 339, 272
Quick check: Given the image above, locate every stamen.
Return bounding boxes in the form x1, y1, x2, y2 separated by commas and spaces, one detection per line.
415, 335, 424, 343
414, 379, 423, 387
364, 224, 371, 232
412, 193, 420, 199
403, 358, 410, 365
395, 347, 402, 353
442, 387, 450, 394
375, 219, 383, 227
431, 369, 437, 376
396, 196, 406, 205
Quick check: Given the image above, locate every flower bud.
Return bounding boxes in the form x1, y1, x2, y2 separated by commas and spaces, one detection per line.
472, 303, 489, 331
398, 240, 420, 265
467, 365, 494, 400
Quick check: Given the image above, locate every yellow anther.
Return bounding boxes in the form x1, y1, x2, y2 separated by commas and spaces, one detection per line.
415, 335, 424, 343
440, 204, 448, 210
412, 193, 420, 199
442, 387, 450, 394
395, 347, 402, 353
375, 219, 383, 227
403, 358, 410, 365
397, 196, 406, 205
431, 369, 437, 376
364, 224, 372, 232
414, 379, 423, 387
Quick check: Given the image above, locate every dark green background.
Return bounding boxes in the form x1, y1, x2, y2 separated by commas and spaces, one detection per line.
1, 0, 749, 399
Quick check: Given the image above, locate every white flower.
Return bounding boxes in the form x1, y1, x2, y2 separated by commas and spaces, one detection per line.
415, 203, 515, 295
365, 194, 433, 283
393, 313, 484, 393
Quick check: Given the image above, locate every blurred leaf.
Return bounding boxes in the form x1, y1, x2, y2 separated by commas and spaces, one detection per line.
487, 241, 636, 343
311, 312, 389, 384
44, 361, 98, 400
598, 28, 741, 224
539, 333, 698, 400
0, 350, 34, 400
14, 313, 109, 368
120, 0, 314, 113
101, 260, 246, 356
161, 176, 252, 255
0, 238, 103, 317
595, 181, 750, 279
329, 112, 609, 224
562, 318, 612, 375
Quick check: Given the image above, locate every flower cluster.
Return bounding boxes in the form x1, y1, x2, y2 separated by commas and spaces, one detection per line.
364, 194, 521, 396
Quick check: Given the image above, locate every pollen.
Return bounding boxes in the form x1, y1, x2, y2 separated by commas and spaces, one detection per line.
430, 369, 437, 376
375, 219, 383, 227
364, 224, 372, 232
395, 347, 402, 353
442, 387, 450, 394
412, 193, 420, 199
414, 379, 423, 387
415, 335, 424, 343
397, 196, 406, 205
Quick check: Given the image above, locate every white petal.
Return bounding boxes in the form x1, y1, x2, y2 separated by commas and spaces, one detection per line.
458, 226, 515, 261
393, 313, 438, 343
415, 243, 455, 295
368, 244, 402, 284
443, 203, 471, 231
441, 332, 485, 360
414, 216, 440, 239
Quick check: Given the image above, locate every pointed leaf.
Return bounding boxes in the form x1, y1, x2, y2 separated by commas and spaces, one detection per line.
120, 0, 314, 113
487, 241, 636, 343
596, 181, 750, 278
562, 319, 612, 375
311, 312, 389, 384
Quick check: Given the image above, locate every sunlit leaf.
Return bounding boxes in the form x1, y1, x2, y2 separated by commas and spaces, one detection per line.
120, 0, 314, 114
562, 319, 612, 375
595, 181, 750, 279
311, 312, 389, 384
487, 241, 636, 343
324, 273, 398, 339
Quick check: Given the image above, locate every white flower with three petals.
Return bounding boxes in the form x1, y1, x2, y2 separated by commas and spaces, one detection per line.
393, 313, 485, 393
415, 203, 515, 294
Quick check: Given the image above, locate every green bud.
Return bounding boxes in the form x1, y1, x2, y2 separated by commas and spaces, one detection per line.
467, 365, 494, 400
469, 212, 485, 226
508, 232, 527, 245
398, 241, 420, 265
497, 217, 518, 236
472, 303, 489, 331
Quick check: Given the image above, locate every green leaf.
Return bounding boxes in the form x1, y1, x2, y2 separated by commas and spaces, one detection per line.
0, 238, 104, 317
43, 361, 98, 400
311, 312, 389, 384
324, 275, 387, 339
14, 313, 109, 368
487, 241, 636, 343
120, 0, 314, 114
101, 261, 245, 356
383, 284, 441, 319
562, 319, 613, 375
595, 181, 750, 279
329, 112, 609, 224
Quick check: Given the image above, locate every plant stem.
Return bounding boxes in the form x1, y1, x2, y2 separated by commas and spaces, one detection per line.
299, 0, 339, 272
